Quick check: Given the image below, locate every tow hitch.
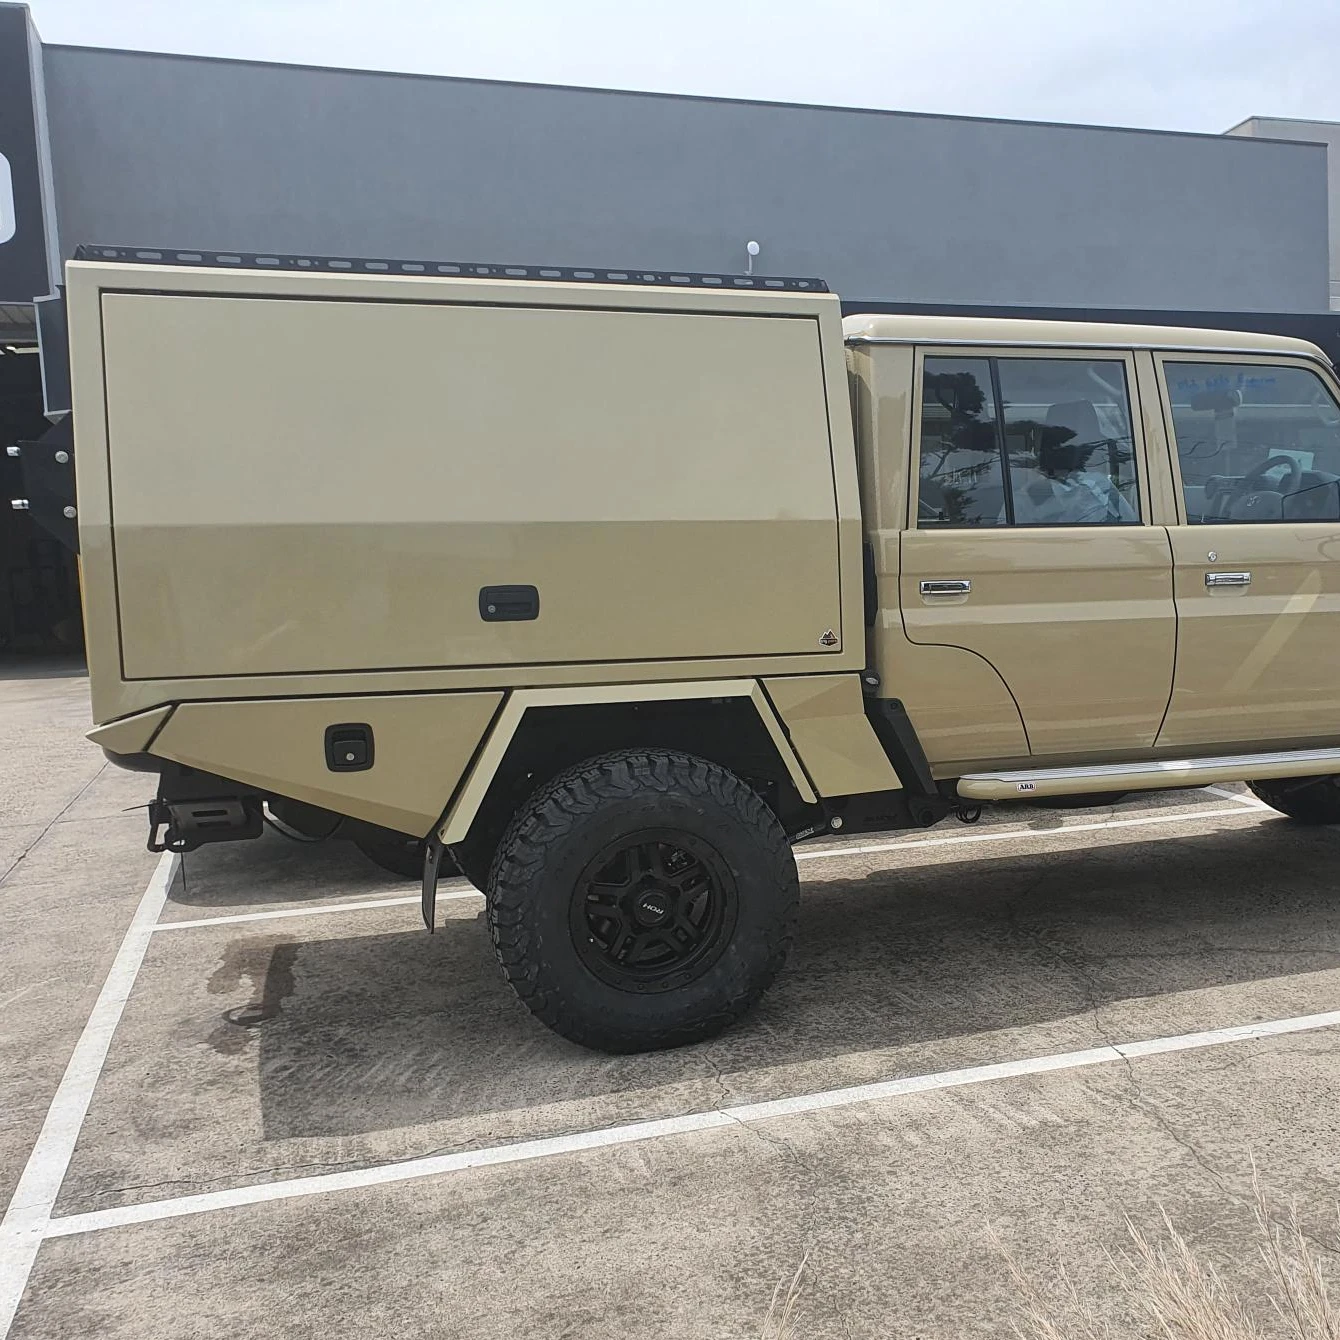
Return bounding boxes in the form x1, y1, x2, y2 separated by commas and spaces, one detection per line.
147, 796, 263, 852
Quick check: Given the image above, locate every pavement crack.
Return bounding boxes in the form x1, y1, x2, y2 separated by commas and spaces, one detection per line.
0, 760, 109, 888
731, 1115, 814, 1175
1112, 1058, 1229, 1186
1000, 875, 1340, 1262
699, 1046, 736, 1107
997, 861, 1246, 1193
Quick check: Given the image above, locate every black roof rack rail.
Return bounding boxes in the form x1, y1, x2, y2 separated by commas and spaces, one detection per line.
71, 245, 829, 293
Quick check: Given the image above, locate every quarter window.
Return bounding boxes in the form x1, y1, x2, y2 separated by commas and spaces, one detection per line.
917, 356, 1139, 527
1163, 361, 1340, 523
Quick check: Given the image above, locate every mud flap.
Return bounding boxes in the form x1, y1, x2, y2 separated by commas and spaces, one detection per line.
421, 834, 446, 932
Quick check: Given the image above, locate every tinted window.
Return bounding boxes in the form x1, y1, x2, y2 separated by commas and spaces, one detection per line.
917, 359, 1005, 527
1163, 361, 1340, 523
997, 359, 1138, 526
917, 355, 1139, 527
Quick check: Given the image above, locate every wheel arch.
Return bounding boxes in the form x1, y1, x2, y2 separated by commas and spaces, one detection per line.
438, 681, 818, 851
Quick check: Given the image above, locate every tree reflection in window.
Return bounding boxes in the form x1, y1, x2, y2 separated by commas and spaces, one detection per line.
917, 355, 1139, 528
918, 360, 1005, 527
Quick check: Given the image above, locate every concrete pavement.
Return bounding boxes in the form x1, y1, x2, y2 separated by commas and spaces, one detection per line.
0, 662, 160, 1215
4, 667, 1340, 1338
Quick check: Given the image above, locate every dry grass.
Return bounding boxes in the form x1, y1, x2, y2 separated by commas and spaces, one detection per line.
759, 1253, 808, 1340
1116, 1207, 1261, 1340
1004, 1173, 1340, 1340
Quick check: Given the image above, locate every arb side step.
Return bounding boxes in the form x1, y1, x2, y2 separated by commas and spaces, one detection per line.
957, 746, 1340, 801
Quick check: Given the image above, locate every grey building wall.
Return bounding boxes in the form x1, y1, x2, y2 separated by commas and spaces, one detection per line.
40, 45, 1332, 312
1227, 117, 1339, 311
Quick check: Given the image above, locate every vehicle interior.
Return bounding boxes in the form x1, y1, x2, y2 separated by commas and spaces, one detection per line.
1168, 362, 1340, 523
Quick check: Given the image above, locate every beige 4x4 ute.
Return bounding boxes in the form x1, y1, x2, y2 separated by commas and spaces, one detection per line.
35, 245, 1340, 1052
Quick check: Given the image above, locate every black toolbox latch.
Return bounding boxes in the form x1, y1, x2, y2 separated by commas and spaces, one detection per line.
479, 585, 539, 622
325, 723, 374, 772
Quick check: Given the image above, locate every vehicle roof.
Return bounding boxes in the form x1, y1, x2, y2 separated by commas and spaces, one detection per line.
841, 312, 1326, 360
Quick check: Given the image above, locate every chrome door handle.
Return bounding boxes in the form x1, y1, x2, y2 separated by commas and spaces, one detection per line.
920, 579, 971, 596
1205, 571, 1251, 588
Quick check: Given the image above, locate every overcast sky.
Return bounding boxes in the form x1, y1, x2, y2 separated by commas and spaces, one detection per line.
22, 0, 1340, 135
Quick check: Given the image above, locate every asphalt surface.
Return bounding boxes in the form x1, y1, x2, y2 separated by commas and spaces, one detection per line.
4, 664, 1340, 1338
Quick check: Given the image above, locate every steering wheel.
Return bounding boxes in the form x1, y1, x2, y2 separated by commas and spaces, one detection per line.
1238, 453, 1302, 499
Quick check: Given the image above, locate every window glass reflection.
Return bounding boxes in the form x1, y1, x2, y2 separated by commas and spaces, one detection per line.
917, 355, 1139, 527
1164, 362, 1340, 523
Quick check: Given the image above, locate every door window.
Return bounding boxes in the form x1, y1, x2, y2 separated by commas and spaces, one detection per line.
917, 358, 1005, 527
917, 355, 1139, 527
1163, 361, 1340, 523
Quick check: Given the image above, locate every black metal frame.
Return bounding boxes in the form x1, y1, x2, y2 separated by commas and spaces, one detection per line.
12, 415, 76, 552
986, 358, 1016, 526
72, 244, 828, 293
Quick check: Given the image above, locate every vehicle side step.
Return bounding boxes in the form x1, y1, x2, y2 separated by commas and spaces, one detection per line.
956, 746, 1340, 801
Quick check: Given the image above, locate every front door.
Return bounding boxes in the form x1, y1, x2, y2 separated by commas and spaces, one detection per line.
1155, 355, 1340, 751
895, 349, 1177, 762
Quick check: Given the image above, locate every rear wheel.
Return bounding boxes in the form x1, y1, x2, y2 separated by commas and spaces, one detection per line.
487, 749, 798, 1053
1247, 775, 1340, 824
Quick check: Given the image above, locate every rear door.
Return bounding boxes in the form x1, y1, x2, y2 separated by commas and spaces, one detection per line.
1155, 355, 1340, 750
899, 348, 1176, 758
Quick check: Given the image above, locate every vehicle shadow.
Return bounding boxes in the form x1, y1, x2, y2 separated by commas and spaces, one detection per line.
244, 815, 1340, 1140
170, 830, 408, 906
166, 785, 1225, 909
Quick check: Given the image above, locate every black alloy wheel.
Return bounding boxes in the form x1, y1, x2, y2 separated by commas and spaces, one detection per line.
571, 831, 738, 993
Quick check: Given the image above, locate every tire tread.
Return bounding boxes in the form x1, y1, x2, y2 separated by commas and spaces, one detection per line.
487, 748, 797, 1052
1247, 775, 1340, 825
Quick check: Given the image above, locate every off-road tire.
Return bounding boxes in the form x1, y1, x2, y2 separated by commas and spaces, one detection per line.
1247, 775, 1340, 824
487, 749, 799, 1053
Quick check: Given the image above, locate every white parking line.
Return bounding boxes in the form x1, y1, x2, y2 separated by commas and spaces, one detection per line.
42, 1005, 1340, 1241
1203, 785, 1270, 809
0, 780, 1298, 1335
0, 852, 179, 1339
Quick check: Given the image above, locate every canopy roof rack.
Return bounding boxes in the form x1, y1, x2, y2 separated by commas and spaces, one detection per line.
72, 245, 829, 293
